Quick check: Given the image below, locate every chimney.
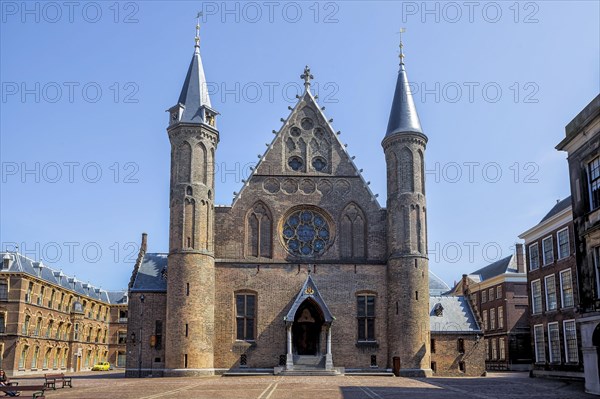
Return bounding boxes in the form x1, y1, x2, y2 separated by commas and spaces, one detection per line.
515, 243, 524, 273
461, 274, 469, 296
141, 233, 148, 252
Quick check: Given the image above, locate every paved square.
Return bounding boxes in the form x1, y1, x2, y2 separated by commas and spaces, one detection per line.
12, 372, 592, 399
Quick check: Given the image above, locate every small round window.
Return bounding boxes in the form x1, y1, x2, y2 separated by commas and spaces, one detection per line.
312, 157, 327, 172
290, 127, 301, 137
288, 157, 303, 171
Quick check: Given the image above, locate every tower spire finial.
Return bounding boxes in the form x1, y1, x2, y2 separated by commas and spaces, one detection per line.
195, 12, 202, 53
301, 65, 314, 92
398, 27, 406, 66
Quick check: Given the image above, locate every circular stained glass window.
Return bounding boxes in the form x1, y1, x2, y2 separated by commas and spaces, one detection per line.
282, 208, 331, 257
288, 156, 303, 171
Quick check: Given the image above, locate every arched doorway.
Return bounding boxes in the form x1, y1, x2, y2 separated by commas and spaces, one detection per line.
292, 299, 324, 356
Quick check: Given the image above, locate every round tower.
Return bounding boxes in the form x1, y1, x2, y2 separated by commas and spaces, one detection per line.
382, 35, 431, 377
164, 20, 219, 376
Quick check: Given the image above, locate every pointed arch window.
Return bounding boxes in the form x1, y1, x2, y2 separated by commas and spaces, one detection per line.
340, 203, 366, 259
195, 142, 207, 184
247, 203, 272, 258
177, 141, 192, 183
399, 147, 414, 192
184, 198, 196, 249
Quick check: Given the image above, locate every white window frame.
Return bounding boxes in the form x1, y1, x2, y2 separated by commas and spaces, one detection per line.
559, 269, 574, 309
529, 243, 540, 271
588, 156, 600, 211
534, 324, 546, 363
491, 338, 498, 360
482, 290, 487, 303
542, 236, 554, 266
545, 274, 557, 311
595, 247, 600, 299
496, 285, 502, 299
499, 337, 506, 360
490, 308, 496, 330
483, 310, 489, 331
531, 279, 542, 314
548, 322, 561, 363
557, 227, 570, 260
563, 320, 579, 363
498, 306, 504, 329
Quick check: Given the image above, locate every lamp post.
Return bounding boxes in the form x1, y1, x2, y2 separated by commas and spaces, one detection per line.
138, 294, 145, 378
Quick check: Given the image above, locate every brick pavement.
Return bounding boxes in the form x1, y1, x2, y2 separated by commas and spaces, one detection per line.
7, 371, 593, 399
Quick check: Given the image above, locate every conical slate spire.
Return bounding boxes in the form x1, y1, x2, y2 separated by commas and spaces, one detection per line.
385, 38, 423, 137
177, 16, 212, 124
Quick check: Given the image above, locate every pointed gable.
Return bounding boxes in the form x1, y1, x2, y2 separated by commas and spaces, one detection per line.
232, 71, 379, 207
284, 275, 334, 324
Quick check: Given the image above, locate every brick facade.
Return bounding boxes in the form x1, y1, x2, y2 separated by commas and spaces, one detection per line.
0, 254, 127, 376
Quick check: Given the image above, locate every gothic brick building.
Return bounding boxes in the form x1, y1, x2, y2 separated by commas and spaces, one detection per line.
126, 28, 484, 377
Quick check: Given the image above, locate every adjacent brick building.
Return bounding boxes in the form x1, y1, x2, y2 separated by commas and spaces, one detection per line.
449, 249, 532, 371
0, 252, 127, 376
519, 197, 583, 379
125, 28, 485, 377
556, 94, 600, 394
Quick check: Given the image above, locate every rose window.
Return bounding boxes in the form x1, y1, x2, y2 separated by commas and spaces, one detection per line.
282, 209, 331, 257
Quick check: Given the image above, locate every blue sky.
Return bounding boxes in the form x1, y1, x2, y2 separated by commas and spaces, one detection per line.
1, 1, 599, 290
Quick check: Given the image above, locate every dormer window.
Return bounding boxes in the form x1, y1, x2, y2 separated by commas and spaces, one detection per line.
433, 303, 444, 317
206, 113, 215, 127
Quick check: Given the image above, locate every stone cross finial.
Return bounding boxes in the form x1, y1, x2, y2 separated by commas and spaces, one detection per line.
301, 65, 314, 90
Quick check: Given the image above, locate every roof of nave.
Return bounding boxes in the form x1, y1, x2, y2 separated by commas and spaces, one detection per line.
429, 295, 481, 334
1, 251, 127, 305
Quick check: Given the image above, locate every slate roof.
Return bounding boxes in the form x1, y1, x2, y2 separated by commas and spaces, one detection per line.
468, 255, 516, 283
386, 60, 423, 137
176, 45, 212, 123
539, 196, 572, 223
429, 296, 481, 334
284, 275, 334, 324
129, 253, 168, 292
1, 252, 127, 305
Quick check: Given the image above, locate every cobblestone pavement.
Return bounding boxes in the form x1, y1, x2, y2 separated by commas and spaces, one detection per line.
9, 371, 593, 399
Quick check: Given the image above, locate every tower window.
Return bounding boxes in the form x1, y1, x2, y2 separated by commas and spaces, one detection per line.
431, 338, 436, 353
184, 354, 188, 368
185, 323, 188, 337
357, 294, 376, 341
458, 338, 465, 354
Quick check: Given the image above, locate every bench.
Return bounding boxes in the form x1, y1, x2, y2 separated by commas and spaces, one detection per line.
0, 384, 46, 398
43, 373, 72, 389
